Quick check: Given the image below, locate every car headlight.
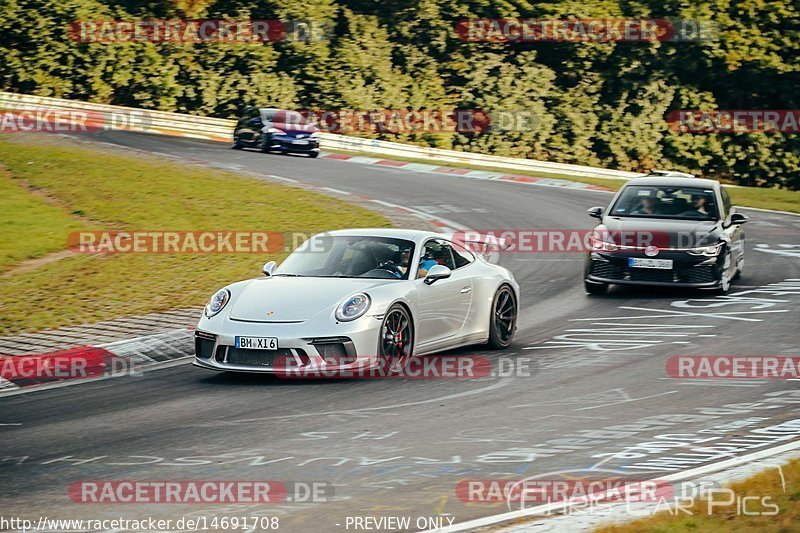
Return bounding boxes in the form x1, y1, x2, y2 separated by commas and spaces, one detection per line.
205, 289, 230, 318
309, 132, 320, 138
267, 127, 285, 135
687, 243, 723, 256
589, 234, 618, 252
335, 293, 371, 322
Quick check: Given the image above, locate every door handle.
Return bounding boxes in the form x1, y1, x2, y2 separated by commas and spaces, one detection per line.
461, 286, 472, 294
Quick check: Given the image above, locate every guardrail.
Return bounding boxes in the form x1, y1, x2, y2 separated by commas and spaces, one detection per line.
0, 91, 642, 180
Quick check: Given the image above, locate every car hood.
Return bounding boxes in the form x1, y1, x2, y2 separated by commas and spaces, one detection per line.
598, 217, 722, 248
271, 122, 319, 136
229, 277, 394, 322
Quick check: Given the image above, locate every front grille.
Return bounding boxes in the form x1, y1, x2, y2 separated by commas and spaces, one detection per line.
315, 342, 347, 361
629, 269, 675, 283
219, 348, 287, 367
591, 261, 625, 280
628, 268, 675, 283
310, 337, 356, 361
279, 140, 318, 151
591, 259, 717, 285
195, 333, 216, 359
680, 265, 716, 284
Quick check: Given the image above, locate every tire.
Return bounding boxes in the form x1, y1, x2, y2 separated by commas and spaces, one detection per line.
733, 258, 744, 280
309, 151, 320, 158
259, 135, 271, 153
711, 249, 733, 295
733, 243, 744, 280
585, 280, 608, 295
231, 137, 243, 150
487, 285, 517, 349
378, 305, 414, 372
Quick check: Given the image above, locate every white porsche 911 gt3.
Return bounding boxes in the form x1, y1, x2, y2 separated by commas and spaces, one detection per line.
193, 229, 519, 374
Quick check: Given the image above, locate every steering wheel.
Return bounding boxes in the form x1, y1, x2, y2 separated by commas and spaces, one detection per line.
376, 261, 403, 277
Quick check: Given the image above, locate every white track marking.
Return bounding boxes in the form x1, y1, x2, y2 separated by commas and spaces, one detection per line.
572, 390, 678, 411
423, 439, 800, 532
230, 379, 508, 423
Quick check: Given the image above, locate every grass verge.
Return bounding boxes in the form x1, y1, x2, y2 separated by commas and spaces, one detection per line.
0, 167, 89, 271
0, 135, 390, 335
327, 148, 800, 213
596, 456, 800, 532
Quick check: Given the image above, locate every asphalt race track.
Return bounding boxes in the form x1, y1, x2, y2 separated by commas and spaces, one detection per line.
3, 132, 800, 531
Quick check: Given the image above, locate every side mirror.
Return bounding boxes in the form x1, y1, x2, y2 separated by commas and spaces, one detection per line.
424, 264, 452, 285
729, 212, 748, 225
262, 261, 277, 277
588, 206, 604, 219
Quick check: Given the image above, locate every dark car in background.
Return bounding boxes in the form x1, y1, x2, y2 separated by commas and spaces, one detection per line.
584, 172, 747, 295
232, 107, 320, 157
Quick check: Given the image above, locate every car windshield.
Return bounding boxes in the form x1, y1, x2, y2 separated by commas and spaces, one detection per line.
259, 108, 279, 121
263, 109, 319, 131
273, 236, 415, 280
610, 185, 719, 220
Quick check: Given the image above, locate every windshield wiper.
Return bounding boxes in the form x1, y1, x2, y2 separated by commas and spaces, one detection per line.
272, 274, 304, 277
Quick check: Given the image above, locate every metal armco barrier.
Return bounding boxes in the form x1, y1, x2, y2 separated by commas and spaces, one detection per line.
0, 91, 642, 180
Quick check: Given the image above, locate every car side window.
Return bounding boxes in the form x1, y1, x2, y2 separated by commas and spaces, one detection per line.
421, 239, 456, 270
238, 107, 257, 126
720, 187, 732, 218
450, 241, 475, 269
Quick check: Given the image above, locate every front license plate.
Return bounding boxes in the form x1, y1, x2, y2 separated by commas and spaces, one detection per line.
293, 140, 309, 145
628, 258, 673, 269
235, 336, 279, 350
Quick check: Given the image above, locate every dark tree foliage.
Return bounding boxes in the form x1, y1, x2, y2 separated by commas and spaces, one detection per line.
1, 0, 797, 188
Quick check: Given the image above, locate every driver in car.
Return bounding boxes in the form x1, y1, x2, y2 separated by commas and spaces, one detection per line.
679, 194, 711, 217
631, 192, 658, 215
690, 194, 710, 215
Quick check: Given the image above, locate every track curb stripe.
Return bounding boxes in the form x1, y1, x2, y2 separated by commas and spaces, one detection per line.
0, 329, 193, 395
318, 152, 614, 193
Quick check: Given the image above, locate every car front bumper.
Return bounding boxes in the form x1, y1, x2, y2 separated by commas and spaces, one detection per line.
193, 315, 383, 374
584, 250, 724, 289
265, 135, 320, 153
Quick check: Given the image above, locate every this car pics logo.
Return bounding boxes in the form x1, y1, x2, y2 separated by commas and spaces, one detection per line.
645, 245, 660, 257
266, 311, 275, 316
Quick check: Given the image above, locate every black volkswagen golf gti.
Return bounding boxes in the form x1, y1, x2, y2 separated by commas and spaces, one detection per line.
232, 107, 320, 157
584, 173, 747, 295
